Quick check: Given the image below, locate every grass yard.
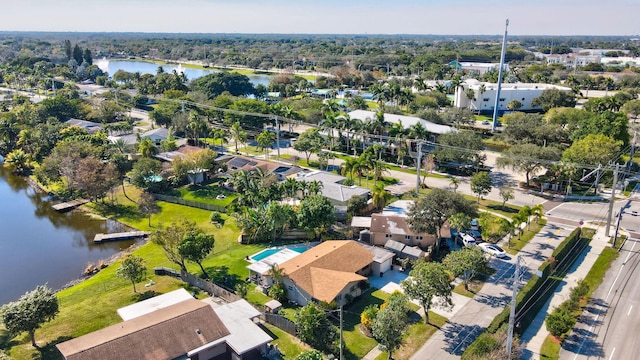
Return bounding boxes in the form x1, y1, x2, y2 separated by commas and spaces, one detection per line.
540, 334, 561, 360
170, 184, 238, 208
262, 324, 313, 358
373, 311, 448, 360
1, 183, 267, 360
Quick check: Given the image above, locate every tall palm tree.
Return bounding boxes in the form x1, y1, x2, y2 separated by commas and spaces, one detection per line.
371, 159, 389, 187
282, 177, 300, 199
449, 177, 460, 192
16, 129, 34, 156
342, 157, 359, 181
373, 110, 388, 142
532, 204, 544, 224
498, 218, 516, 249
230, 122, 247, 154
210, 128, 228, 150
371, 184, 392, 210
320, 112, 337, 151
256, 130, 276, 161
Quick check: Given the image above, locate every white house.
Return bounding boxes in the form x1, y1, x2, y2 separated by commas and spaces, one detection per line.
453, 79, 572, 113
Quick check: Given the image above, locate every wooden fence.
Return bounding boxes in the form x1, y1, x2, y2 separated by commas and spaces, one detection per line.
261, 312, 298, 336
180, 270, 242, 303
151, 193, 227, 213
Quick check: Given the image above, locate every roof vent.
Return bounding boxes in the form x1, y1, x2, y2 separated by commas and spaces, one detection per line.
195, 329, 201, 335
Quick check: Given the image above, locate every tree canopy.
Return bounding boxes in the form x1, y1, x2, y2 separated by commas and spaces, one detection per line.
0, 285, 59, 347
116, 255, 147, 293
496, 143, 562, 186
190, 72, 255, 99
297, 195, 335, 239
401, 260, 452, 324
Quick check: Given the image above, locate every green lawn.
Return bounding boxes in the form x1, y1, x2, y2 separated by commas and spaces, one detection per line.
540, 334, 561, 360
262, 324, 313, 358
170, 184, 238, 208
2, 184, 264, 360
374, 311, 448, 360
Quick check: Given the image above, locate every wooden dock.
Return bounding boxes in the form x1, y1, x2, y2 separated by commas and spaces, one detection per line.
52, 199, 89, 212
94, 231, 150, 243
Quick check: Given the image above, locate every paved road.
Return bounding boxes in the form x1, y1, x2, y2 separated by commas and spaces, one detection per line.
410, 223, 575, 360
560, 236, 640, 360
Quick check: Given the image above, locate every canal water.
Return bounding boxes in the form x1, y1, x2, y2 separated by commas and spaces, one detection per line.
97, 59, 273, 88
0, 168, 141, 305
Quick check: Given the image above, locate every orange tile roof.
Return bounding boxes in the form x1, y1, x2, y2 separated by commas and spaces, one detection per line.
278, 240, 373, 303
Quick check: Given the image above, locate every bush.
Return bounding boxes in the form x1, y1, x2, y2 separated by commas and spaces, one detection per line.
546, 305, 575, 337
552, 228, 581, 262
462, 331, 499, 359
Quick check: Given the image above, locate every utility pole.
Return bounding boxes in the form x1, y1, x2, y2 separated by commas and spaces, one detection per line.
605, 164, 620, 237
506, 254, 521, 359
339, 303, 343, 360
415, 141, 423, 193
491, 19, 509, 133
274, 116, 280, 160
51, 78, 56, 96
613, 206, 623, 248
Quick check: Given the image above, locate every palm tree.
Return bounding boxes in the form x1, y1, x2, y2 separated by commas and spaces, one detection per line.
532, 204, 544, 224
519, 205, 533, 230
396, 145, 408, 167
320, 112, 337, 151
449, 177, 460, 192
16, 129, 34, 156
448, 213, 471, 249
372, 184, 392, 210
464, 88, 476, 111
4, 149, 31, 175
137, 138, 158, 158
371, 159, 389, 186
230, 122, 247, 154
373, 110, 388, 142
282, 177, 300, 199
307, 180, 323, 195
498, 218, 516, 249
408, 122, 428, 140
342, 157, 359, 181
210, 128, 228, 150
256, 130, 276, 161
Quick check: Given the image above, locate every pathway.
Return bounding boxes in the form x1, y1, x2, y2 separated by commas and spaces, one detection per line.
520, 226, 611, 360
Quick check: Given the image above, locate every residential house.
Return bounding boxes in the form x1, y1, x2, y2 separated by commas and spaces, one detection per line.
142, 127, 170, 146
369, 213, 437, 251
348, 110, 457, 143
56, 289, 272, 360
295, 170, 370, 206
65, 118, 103, 134
276, 240, 373, 306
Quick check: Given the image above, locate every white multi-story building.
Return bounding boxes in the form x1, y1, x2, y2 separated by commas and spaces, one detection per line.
449, 61, 508, 75
453, 79, 572, 113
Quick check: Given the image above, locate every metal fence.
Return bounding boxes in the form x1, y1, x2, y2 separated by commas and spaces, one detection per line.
151, 193, 227, 213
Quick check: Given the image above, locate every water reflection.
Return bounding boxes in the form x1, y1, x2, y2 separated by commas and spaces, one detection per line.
0, 168, 143, 305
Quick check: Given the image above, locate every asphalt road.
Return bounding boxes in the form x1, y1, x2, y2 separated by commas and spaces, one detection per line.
560, 236, 640, 360
410, 223, 575, 359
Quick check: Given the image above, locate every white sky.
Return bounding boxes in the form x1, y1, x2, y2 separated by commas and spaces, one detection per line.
1, 0, 638, 36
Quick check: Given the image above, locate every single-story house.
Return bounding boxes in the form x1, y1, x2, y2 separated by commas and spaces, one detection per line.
142, 127, 170, 146
295, 170, 370, 206
56, 289, 272, 360
348, 110, 457, 137
65, 118, 103, 134
356, 242, 395, 275
276, 240, 373, 306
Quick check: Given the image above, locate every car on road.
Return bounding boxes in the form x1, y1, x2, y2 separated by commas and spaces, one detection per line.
481, 120, 490, 125
469, 230, 483, 241
478, 242, 506, 258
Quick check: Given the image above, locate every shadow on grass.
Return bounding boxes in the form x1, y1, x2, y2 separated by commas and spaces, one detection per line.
0, 328, 19, 352
487, 204, 519, 214
207, 266, 242, 288
134, 290, 159, 302
92, 202, 142, 220
37, 336, 73, 360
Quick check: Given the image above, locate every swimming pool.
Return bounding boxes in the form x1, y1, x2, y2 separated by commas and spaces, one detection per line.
250, 246, 310, 262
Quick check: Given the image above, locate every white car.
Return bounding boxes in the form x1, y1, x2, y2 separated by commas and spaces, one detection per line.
461, 233, 476, 247
478, 242, 507, 258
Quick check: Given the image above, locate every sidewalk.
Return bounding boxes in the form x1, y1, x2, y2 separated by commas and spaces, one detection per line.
520, 226, 611, 360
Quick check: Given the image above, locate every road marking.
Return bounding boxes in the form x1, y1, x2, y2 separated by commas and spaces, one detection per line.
628, 305, 633, 316
609, 347, 615, 360
573, 238, 638, 360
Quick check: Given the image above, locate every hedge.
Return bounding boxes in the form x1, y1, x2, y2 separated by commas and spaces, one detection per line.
473, 226, 591, 356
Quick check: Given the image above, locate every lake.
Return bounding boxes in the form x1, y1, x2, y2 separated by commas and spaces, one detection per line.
0, 168, 142, 305
97, 59, 272, 87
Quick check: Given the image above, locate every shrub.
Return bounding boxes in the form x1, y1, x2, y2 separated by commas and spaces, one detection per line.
546, 305, 575, 337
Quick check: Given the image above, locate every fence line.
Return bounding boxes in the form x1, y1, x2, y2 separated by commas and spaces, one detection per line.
261, 312, 298, 336
180, 270, 243, 303
151, 193, 227, 213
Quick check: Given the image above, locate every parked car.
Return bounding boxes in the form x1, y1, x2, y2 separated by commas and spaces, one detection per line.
469, 230, 483, 241
478, 243, 506, 258
461, 233, 477, 247
470, 219, 480, 231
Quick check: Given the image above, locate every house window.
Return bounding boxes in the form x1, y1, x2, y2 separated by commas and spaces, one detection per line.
405, 235, 412, 240
483, 98, 490, 102
335, 294, 342, 301
416, 236, 423, 241
499, 98, 505, 102
385, 234, 392, 238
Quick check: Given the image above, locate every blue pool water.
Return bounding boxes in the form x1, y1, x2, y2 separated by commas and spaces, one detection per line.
250, 246, 309, 261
